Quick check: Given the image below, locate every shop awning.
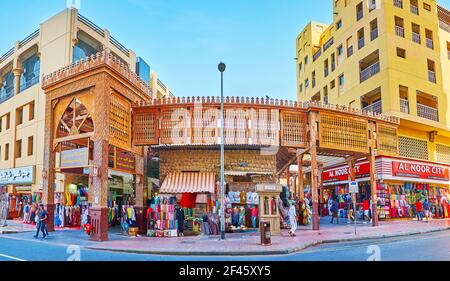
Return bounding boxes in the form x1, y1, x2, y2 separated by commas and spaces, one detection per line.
160, 172, 215, 194
224, 171, 274, 176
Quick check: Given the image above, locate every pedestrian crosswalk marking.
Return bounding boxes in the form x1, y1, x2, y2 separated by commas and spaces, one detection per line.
0, 253, 26, 261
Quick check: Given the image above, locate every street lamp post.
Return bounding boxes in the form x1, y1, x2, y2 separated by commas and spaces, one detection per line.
218, 62, 226, 240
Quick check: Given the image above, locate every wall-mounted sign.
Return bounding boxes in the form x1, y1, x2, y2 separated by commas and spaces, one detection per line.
61, 148, 89, 168
349, 181, 358, 193
0, 166, 35, 185
322, 162, 370, 183
392, 161, 449, 181
115, 150, 135, 173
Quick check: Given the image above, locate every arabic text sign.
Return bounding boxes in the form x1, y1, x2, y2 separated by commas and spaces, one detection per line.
0, 166, 35, 185
61, 148, 89, 168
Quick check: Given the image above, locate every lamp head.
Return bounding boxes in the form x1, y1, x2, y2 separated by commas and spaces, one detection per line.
218, 62, 226, 73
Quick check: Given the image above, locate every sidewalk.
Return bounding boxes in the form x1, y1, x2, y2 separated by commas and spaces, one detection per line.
1, 218, 450, 255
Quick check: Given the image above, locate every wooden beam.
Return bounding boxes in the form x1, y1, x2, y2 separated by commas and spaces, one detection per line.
53, 132, 93, 146
310, 111, 320, 231
298, 154, 304, 200
369, 122, 379, 227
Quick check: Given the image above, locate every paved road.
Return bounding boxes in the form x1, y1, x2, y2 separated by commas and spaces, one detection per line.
0, 230, 449, 261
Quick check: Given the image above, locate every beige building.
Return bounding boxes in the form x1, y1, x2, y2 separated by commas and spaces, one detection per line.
0, 8, 171, 213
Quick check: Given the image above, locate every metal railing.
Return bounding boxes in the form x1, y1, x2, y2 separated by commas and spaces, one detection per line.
410, 5, 419, 15
78, 14, 105, 37
428, 70, 436, 83
0, 47, 14, 64
157, 78, 167, 91
395, 26, 405, 37
417, 103, 438, 121
426, 38, 434, 49
323, 38, 334, 52
400, 99, 409, 113
371, 28, 378, 41
363, 100, 382, 114
0, 86, 14, 104
19, 30, 39, 48
110, 36, 129, 57
412, 32, 421, 44
360, 61, 380, 82
358, 37, 365, 49
394, 0, 403, 8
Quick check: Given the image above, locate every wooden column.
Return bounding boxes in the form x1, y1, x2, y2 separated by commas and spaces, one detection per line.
298, 154, 304, 200
286, 165, 291, 195
348, 159, 357, 222
309, 112, 320, 230
369, 122, 379, 226
42, 97, 56, 232
134, 148, 146, 234
293, 175, 297, 199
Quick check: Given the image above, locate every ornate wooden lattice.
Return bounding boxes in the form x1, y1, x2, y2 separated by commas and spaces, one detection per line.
376, 124, 399, 156
399, 136, 428, 160
436, 144, 450, 164
280, 110, 307, 148
133, 108, 158, 145
319, 113, 369, 154
251, 108, 279, 146
160, 108, 189, 144
192, 107, 219, 144
224, 108, 248, 144
109, 93, 131, 151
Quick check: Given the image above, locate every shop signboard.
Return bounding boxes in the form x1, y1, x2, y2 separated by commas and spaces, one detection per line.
60, 148, 89, 168
322, 162, 370, 183
392, 161, 449, 181
115, 150, 135, 173
349, 181, 358, 193
0, 166, 35, 185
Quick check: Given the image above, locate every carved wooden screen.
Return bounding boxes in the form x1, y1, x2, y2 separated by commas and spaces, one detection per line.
376, 123, 399, 156
109, 93, 131, 151
133, 108, 158, 145
319, 113, 369, 154
192, 107, 219, 144
280, 110, 308, 148
251, 108, 279, 146
160, 108, 189, 144
224, 108, 248, 144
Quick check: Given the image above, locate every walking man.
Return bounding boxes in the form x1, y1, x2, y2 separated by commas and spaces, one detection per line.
288, 201, 297, 236
330, 197, 338, 224
415, 200, 423, 222
423, 199, 430, 223
34, 204, 49, 239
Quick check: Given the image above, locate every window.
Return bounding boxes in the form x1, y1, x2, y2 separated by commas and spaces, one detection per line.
447, 42, 450, 60
410, 0, 419, 15
394, 0, 403, 9
15, 139, 22, 158
72, 37, 99, 63
369, 0, 377, 11
330, 79, 336, 89
305, 79, 309, 89
337, 45, 344, 65
299, 62, 303, 72
5, 113, 10, 130
423, 3, 431, 11
27, 136, 33, 156
399, 136, 428, 160
5, 143, 9, 161
358, 28, 365, 49
395, 17, 405, 37
370, 19, 378, 41
331, 53, 336, 71
338, 74, 345, 92
425, 29, 433, 49
29, 102, 35, 121
412, 23, 421, 44
324, 59, 329, 77
356, 2, 364, 21
397, 47, 406, 58
312, 71, 316, 88
427, 59, 436, 83
20, 54, 40, 92
0, 117, 2, 132
304, 56, 309, 66
336, 20, 343, 30
135, 57, 150, 85
347, 37, 353, 57
300, 84, 303, 93
436, 144, 450, 164
16, 107, 23, 126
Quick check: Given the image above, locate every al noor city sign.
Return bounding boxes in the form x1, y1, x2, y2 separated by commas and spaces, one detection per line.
392, 161, 450, 181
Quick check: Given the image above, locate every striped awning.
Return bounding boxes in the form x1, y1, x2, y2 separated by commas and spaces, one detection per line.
160, 172, 215, 194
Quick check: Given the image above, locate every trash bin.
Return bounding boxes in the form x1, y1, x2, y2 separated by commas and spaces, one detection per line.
260, 221, 271, 246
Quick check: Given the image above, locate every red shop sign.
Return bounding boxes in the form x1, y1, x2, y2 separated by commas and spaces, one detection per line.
392, 161, 449, 181
322, 162, 370, 183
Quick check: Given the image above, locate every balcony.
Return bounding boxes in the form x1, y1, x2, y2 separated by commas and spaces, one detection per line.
0, 86, 14, 104
410, 5, 419, 15
412, 32, 421, 44
400, 99, 409, 113
20, 70, 40, 92
360, 61, 380, 82
395, 26, 405, 37
428, 70, 436, 83
371, 28, 378, 41
358, 37, 365, 49
363, 100, 382, 115
426, 38, 434, 49
394, 0, 403, 8
417, 103, 438, 122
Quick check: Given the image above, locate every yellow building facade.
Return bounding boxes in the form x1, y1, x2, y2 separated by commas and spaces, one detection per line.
297, 0, 450, 166
0, 8, 171, 213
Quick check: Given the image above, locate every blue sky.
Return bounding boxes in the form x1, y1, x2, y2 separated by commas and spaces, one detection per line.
1, 0, 449, 101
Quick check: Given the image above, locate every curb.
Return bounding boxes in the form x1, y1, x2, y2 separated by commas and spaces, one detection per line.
85, 226, 450, 256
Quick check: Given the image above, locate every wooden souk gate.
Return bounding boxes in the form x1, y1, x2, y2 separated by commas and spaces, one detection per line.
132, 97, 400, 230
41, 49, 151, 241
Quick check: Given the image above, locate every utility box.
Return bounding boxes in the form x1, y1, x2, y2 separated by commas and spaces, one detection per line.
260, 221, 271, 246
256, 183, 282, 235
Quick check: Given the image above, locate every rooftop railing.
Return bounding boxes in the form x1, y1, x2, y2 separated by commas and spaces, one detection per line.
78, 14, 105, 37
19, 30, 39, 48
360, 61, 380, 82
362, 100, 382, 115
